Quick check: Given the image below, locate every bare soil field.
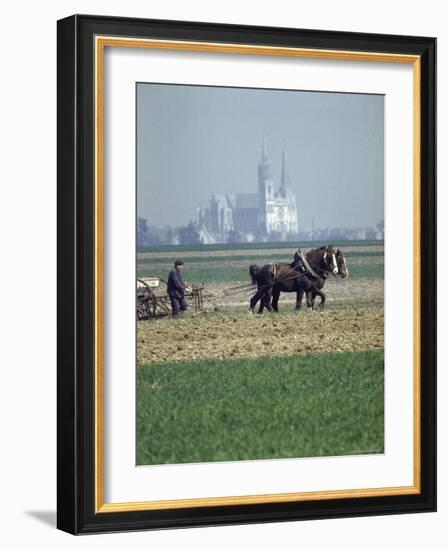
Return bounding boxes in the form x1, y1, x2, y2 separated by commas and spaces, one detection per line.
137, 305, 383, 364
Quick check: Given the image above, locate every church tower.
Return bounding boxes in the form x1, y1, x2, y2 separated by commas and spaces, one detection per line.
278, 145, 298, 234
280, 146, 291, 197
258, 136, 275, 236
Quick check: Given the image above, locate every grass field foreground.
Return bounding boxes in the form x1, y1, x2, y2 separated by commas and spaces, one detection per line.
137, 350, 384, 465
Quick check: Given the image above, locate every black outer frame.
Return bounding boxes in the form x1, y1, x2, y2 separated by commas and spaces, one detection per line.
57, 14, 436, 535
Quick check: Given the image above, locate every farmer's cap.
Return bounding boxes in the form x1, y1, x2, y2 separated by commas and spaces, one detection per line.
174, 260, 185, 267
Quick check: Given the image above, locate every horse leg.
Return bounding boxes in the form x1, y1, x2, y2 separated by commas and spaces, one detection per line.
305, 290, 313, 309
252, 286, 274, 314
250, 287, 264, 313
309, 289, 317, 309
271, 287, 281, 312
260, 275, 275, 313
295, 289, 304, 310
262, 288, 274, 312
314, 289, 326, 309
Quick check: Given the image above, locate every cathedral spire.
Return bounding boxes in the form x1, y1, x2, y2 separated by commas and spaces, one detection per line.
281, 142, 286, 180
280, 142, 291, 196
259, 133, 273, 179
262, 133, 268, 162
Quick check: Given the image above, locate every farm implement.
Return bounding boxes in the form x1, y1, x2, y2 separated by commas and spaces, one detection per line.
137, 277, 205, 320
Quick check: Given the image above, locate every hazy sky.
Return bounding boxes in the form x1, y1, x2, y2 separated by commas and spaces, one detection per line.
137, 83, 384, 230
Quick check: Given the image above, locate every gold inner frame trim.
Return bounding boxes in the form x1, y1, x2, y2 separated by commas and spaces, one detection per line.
94, 35, 421, 514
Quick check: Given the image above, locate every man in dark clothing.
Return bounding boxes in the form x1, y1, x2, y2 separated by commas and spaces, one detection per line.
167, 260, 188, 316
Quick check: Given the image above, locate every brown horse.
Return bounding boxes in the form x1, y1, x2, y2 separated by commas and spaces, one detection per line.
248, 249, 308, 313
249, 246, 339, 313
293, 248, 349, 310
267, 247, 348, 311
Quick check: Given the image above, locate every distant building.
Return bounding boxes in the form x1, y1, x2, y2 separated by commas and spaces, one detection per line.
375, 220, 384, 240
197, 137, 298, 243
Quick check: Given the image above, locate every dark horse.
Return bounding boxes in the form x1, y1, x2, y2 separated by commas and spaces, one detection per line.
277, 248, 349, 311
305, 247, 349, 306
249, 246, 340, 313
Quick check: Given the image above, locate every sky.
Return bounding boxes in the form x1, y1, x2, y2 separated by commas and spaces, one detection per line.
137, 83, 384, 231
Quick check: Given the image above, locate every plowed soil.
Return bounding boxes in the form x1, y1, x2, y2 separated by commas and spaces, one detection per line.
137, 306, 383, 364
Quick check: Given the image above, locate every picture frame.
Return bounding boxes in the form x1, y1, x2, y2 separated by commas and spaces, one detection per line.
57, 14, 436, 534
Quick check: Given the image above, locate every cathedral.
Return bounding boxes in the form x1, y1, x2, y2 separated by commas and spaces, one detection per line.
197, 138, 298, 243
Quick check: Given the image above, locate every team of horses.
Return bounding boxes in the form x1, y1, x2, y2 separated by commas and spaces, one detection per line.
248, 245, 349, 313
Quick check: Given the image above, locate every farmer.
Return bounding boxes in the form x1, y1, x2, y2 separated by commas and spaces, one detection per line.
167, 260, 188, 317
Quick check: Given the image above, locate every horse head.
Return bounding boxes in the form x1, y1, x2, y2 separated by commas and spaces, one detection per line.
322, 244, 339, 276
336, 249, 349, 279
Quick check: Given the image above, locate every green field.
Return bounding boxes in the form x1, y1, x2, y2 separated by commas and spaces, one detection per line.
137, 350, 384, 465
137, 261, 383, 283
137, 239, 383, 254
137, 250, 383, 264
137, 241, 384, 283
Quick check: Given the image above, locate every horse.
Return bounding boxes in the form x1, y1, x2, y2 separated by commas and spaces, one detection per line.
248, 250, 308, 313
291, 248, 349, 310
268, 245, 341, 311
249, 246, 339, 313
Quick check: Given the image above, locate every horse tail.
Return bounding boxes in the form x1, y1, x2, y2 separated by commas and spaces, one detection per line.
249, 264, 260, 285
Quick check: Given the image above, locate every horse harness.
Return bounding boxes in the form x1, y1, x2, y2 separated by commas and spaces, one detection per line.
271, 248, 333, 284
305, 249, 336, 279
